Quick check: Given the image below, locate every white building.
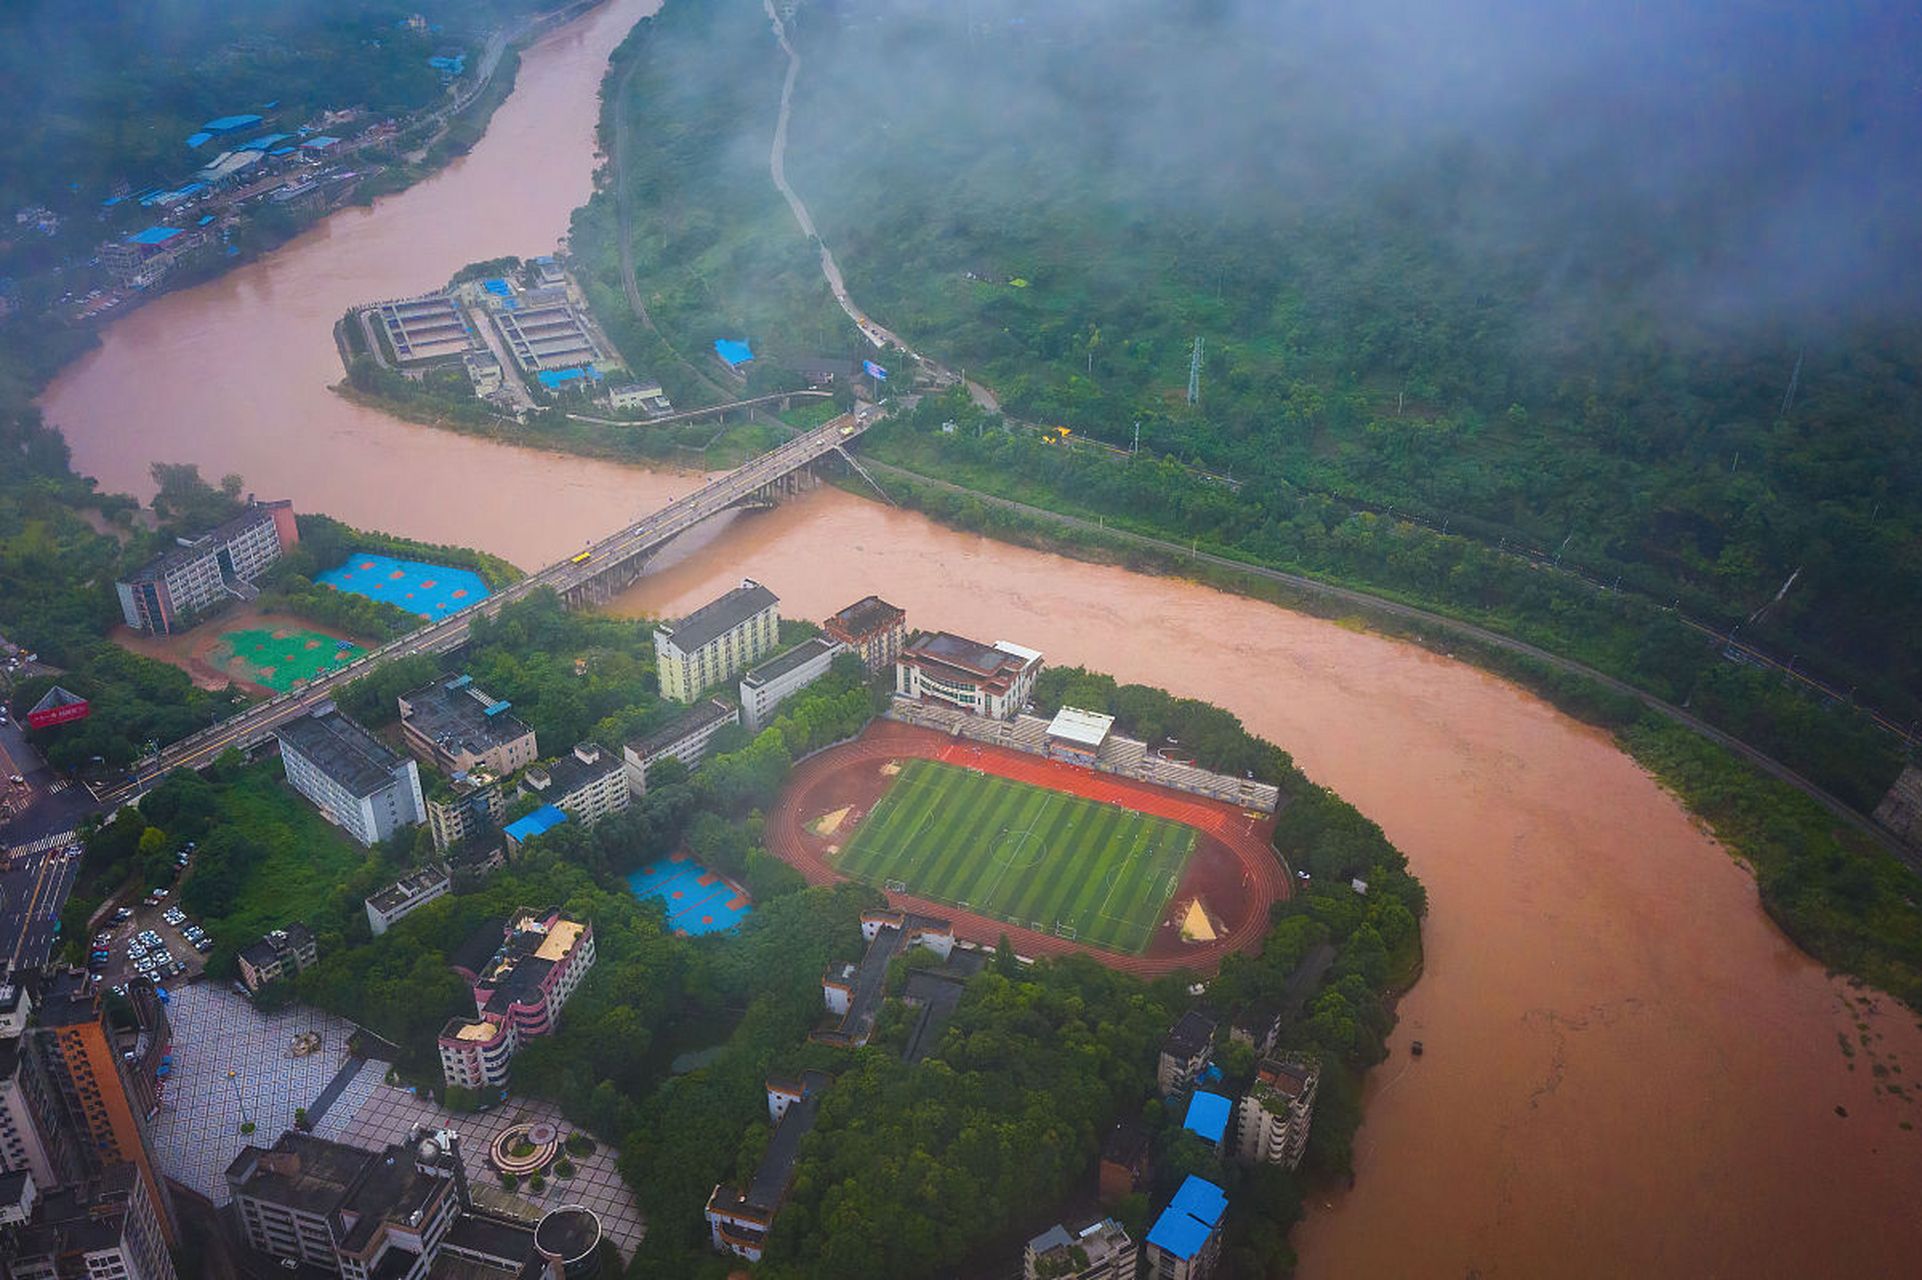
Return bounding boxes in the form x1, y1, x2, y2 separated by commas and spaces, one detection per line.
364, 865, 452, 937
276, 706, 425, 848
740, 638, 844, 732
523, 743, 629, 828
1235, 1056, 1321, 1170
623, 698, 740, 797
115, 499, 299, 634
895, 632, 1042, 720
7, 1164, 177, 1280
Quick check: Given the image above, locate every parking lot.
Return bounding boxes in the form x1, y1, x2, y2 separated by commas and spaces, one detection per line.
89, 885, 213, 990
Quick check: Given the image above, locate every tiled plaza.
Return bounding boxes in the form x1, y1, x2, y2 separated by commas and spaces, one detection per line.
333, 1084, 645, 1260
150, 984, 373, 1201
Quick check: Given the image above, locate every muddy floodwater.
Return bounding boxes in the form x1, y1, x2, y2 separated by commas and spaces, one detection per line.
40, 0, 684, 564
615, 491, 1922, 1279
35, 0, 1922, 1272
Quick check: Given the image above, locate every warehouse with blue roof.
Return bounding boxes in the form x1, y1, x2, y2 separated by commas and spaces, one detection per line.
1145, 1175, 1228, 1278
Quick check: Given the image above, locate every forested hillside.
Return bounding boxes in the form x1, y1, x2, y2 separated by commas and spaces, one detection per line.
780, 0, 1922, 703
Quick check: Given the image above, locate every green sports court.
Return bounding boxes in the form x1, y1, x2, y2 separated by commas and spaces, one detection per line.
836, 758, 1197, 953
207, 627, 359, 692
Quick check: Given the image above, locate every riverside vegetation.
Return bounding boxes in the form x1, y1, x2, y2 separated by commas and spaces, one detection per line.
552, 0, 1922, 1008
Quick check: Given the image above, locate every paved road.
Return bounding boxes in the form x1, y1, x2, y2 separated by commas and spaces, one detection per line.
861, 458, 1921, 874
97, 416, 868, 806
1, 843, 81, 971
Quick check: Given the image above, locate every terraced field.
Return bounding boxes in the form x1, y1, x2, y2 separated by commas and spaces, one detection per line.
836, 758, 1197, 953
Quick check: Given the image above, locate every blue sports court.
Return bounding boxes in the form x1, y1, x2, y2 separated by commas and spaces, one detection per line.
625, 854, 753, 936
316, 553, 491, 618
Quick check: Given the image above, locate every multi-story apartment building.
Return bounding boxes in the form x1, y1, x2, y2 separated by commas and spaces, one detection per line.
398, 674, 539, 778
523, 743, 629, 827
1024, 1217, 1138, 1280
1143, 1176, 1228, 1280
228, 1129, 460, 1278
425, 770, 505, 853
236, 924, 319, 995
623, 698, 740, 797
115, 498, 298, 634
895, 632, 1043, 720
3, 1163, 177, 1280
364, 866, 452, 937
654, 579, 780, 702
0, 983, 58, 1187
438, 909, 596, 1089
740, 638, 844, 732
1234, 1056, 1321, 1170
276, 706, 425, 848
23, 972, 175, 1250
823, 595, 906, 673
1157, 1011, 1216, 1095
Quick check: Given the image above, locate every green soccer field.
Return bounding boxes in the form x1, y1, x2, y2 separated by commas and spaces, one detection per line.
837, 758, 1198, 954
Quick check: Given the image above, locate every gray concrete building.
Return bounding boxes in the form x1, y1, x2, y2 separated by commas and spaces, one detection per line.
276, 706, 425, 848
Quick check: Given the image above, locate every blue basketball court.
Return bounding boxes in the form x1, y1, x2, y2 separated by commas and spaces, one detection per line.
317, 553, 491, 618
625, 854, 753, 936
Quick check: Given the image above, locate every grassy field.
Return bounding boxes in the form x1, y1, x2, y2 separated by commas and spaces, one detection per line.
837, 759, 1196, 953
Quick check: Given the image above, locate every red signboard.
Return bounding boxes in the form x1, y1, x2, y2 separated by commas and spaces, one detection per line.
26, 686, 90, 730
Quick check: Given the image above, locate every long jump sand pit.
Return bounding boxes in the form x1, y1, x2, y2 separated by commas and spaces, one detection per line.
768, 720, 1286, 977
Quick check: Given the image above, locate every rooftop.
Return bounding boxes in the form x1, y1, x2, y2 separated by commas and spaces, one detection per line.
503, 805, 567, 843
536, 743, 622, 799
1183, 1090, 1232, 1145
900, 632, 1041, 691
369, 865, 451, 914
1047, 705, 1116, 749
658, 579, 779, 655
277, 706, 408, 798
824, 595, 905, 641
1147, 1175, 1228, 1261
627, 697, 736, 759
742, 637, 839, 690
1163, 1009, 1216, 1060
402, 675, 535, 761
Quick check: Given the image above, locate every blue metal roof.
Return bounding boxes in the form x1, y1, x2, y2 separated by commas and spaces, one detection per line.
128, 226, 182, 246
1183, 1090, 1232, 1145
1147, 1176, 1229, 1261
185, 131, 213, 148
203, 114, 263, 132
302, 135, 341, 150
197, 215, 215, 226
504, 804, 568, 842
714, 338, 754, 366
238, 132, 294, 152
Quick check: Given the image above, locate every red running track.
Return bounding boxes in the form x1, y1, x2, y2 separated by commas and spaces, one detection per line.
766, 721, 1289, 977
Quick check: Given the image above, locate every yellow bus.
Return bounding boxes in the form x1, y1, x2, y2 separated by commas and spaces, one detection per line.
570, 549, 592, 565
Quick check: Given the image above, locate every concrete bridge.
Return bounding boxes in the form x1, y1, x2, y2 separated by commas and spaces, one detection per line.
101, 413, 875, 803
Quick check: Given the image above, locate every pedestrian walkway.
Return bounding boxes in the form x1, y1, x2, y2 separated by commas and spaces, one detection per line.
3, 829, 75, 856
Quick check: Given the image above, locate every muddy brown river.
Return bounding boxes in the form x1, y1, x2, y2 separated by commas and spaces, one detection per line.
37, 2, 1922, 1274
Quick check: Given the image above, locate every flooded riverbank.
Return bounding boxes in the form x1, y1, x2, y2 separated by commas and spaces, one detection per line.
610, 488, 1922, 1279
34, 0, 1922, 1270
39, 0, 679, 568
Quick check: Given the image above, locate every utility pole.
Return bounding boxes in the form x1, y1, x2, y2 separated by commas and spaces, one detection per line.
1131, 421, 1141, 455
1187, 337, 1203, 406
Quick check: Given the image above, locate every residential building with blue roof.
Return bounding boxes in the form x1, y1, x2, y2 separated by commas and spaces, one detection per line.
502, 804, 566, 851
1182, 1090, 1232, 1147
1144, 1176, 1228, 1280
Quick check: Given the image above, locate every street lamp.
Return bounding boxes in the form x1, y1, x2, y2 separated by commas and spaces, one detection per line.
228, 1068, 252, 1134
